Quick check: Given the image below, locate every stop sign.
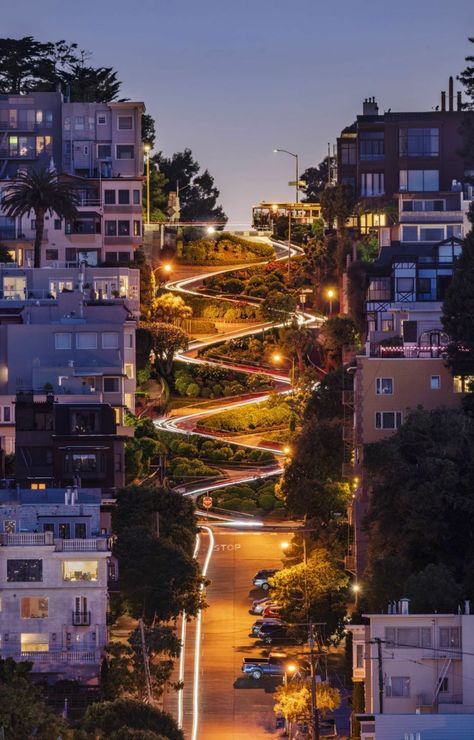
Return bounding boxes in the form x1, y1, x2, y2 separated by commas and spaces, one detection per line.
202, 496, 213, 509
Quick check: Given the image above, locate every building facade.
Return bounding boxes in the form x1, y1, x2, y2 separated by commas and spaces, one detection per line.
349, 601, 474, 740
0, 92, 145, 267
0, 487, 110, 682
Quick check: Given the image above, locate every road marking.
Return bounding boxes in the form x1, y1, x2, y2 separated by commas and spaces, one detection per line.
191, 525, 214, 740
177, 533, 201, 729
213, 543, 241, 552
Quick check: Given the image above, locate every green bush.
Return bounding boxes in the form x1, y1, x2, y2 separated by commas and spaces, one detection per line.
199, 399, 291, 433
240, 498, 258, 513
186, 382, 201, 397
258, 493, 276, 510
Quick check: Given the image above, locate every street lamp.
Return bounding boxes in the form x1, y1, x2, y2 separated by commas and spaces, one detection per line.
273, 148, 299, 203
144, 144, 151, 226
352, 583, 361, 609
272, 351, 295, 385
206, 226, 215, 236
326, 288, 335, 316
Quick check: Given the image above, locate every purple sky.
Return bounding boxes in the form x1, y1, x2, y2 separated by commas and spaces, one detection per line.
4, 0, 474, 224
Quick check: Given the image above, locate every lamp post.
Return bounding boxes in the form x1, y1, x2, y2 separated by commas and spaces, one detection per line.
144, 144, 151, 226
273, 148, 299, 203
272, 351, 295, 385
326, 288, 335, 316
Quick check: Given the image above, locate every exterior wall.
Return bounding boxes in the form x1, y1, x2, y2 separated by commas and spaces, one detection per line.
355, 356, 462, 446
364, 714, 474, 740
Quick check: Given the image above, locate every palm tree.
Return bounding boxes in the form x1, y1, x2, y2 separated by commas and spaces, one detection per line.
1, 168, 80, 268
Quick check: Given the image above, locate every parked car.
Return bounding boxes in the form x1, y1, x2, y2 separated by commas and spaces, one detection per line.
252, 569, 278, 591
250, 617, 284, 636
256, 623, 304, 645
250, 596, 275, 615
241, 652, 307, 680
262, 604, 282, 618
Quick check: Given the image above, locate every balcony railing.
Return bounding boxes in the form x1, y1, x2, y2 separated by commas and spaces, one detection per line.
72, 611, 91, 626
56, 538, 109, 552
16, 650, 101, 664
417, 692, 463, 707
0, 533, 109, 551
0, 531, 54, 546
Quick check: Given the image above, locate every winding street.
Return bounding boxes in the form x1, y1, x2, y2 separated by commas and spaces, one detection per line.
157, 238, 322, 738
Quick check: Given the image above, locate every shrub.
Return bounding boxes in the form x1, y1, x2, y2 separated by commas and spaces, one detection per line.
175, 442, 199, 458
186, 382, 201, 397
222, 278, 245, 294
258, 493, 276, 510
240, 498, 258, 513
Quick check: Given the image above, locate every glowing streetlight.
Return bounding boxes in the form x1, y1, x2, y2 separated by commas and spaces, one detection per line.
326, 288, 335, 315
280, 541, 290, 551
162, 263, 173, 274
206, 226, 215, 235
144, 144, 151, 226
272, 352, 283, 364
283, 445, 291, 456
352, 582, 361, 608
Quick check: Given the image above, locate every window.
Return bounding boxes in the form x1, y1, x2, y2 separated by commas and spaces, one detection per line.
21, 633, 48, 652
97, 143, 111, 159
113, 407, 121, 425
105, 220, 117, 236
55, 333, 72, 350
75, 523, 86, 539
360, 131, 384, 160
76, 332, 97, 349
118, 115, 133, 129
356, 643, 364, 669
64, 116, 71, 131
399, 128, 439, 157
104, 190, 116, 205
401, 226, 418, 242
118, 189, 130, 204
133, 220, 141, 236
420, 227, 444, 242
36, 136, 52, 156
118, 220, 130, 236
74, 116, 85, 130
124, 363, 134, 379
375, 411, 402, 430
2, 406, 11, 422
431, 375, 441, 390
341, 141, 356, 165
386, 676, 410, 698
4, 520, 16, 534
385, 627, 432, 648
400, 169, 439, 192
43, 523, 54, 535
361, 173, 384, 196
396, 277, 415, 293
45, 249, 58, 261
63, 560, 98, 582
454, 376, 474, 393
21, 597, 48, 619
65, 452, 100, 472
31, 219, 36, 230
102, 332, 119, 349
439, 676, 449, 693
97, 113, 107, 125
376, 378, 393, 395
7, 559, 42, 582
54, 219, 62, 230
439, 627, 461, 649
116, 145, 135, 159
447, 225, 463, 239
133, 189, 141, 204
59, 523, 70, 540
71, 410, 99, 433
381, 319, 394, 332
104, 376, 120, 393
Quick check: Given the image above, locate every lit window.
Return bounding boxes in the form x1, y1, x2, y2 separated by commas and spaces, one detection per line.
21, 597, 48, 619
63, 561, 98, 582
133, 220, 141, 236
376, 378, 393, 395
113, 407, 121, 424
21, 633, 49, 653
124, 363, 134, 379
454, 376, 474, 393
431, 375, 441, 390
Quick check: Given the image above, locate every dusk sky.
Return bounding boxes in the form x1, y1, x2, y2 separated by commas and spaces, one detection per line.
4, 0, 474, 224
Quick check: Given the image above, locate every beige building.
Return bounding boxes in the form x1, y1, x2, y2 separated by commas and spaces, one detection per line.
349, 600, 474, 740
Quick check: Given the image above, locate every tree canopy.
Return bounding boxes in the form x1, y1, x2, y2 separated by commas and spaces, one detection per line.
80, 698, 184, 740
300, 157, 330, 203
274, 680, 341, 723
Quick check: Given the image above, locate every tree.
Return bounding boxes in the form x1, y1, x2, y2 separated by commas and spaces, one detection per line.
274, 680, 341, 723
62, 63, 121, 102
319, 316, 359, 370
320, 184, 355, 234
150, 293, 192, 325
442, 205, 474, 379
458, 36, 474, 109
0, 657, 67, 739
300, 157, 330, 202
280, 321, 313, 373
262, 291, 296, 324
405, 564, 463, 614
363, 408, 474, 610
0, 36, 78, 93
145, 323, 189, 378
80, 698, 184, 740
458, 38, 474, 174
142, 113, 157, 150
1, 169, 79, 267
268, 549, 348, 639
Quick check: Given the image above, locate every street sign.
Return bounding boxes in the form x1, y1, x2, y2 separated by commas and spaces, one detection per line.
288, 180, 306, 187
202, 496, 213, 509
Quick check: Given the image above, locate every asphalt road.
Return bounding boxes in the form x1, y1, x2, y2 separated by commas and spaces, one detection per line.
193, 528, 288, 739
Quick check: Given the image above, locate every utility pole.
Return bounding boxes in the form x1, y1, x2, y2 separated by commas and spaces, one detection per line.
139, 618, 153, 704
374, 637, 384, 714
287, 210, 292, 278
308, 623, 320, 740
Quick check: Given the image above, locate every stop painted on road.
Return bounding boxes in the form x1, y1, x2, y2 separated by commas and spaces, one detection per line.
213, 543, 241, 552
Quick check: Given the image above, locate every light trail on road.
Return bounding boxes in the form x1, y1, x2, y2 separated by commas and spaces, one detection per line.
177, 532, 201, 729
191, 525, 215, 740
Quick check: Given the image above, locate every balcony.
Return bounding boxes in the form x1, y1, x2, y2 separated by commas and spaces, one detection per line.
55, 538, 110, 552
72, 610, 91, 626
400, 211, 463, 223
344, 555, 356, 573
15, 649, 101, 664
0, 533, 109, 551
0, 531, 54, 546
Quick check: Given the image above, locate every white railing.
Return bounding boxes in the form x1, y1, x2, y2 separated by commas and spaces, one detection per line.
0, 532, 54, 546
18, 650, 101, 664
56, 538, 108, 552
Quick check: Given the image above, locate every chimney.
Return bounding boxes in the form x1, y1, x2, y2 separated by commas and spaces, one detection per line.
400, 598, 410, 615
363, 97, 379, 116
441, 91, 446, 112
465, 600, 471, 615
449, 76, 454, 112
457, 91, 463, 111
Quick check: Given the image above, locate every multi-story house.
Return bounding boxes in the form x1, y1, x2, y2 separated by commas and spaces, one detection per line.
14, 393, 126, 490
348, 600, 474, 740
337, 79, 468, 206
0, 274, 137, 456
0, 487, 110, 682
0, 91, 145, 267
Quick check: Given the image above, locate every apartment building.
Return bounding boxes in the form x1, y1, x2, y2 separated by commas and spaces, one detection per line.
0, 273, 137, 456
0, 487, 110, 682
349, 600, 474, 740
337, 80, 468, 204
0, 91, 145, 267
